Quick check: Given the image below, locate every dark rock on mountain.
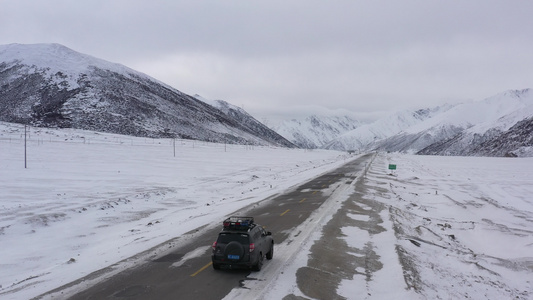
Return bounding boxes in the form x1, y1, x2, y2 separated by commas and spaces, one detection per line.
0, 43, 295, 147
418, 116, 533, 157
194, 96, 296, 148
318, 89, 533, 157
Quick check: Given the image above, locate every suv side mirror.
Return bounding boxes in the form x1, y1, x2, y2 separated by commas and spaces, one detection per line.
266, 231, 272, 236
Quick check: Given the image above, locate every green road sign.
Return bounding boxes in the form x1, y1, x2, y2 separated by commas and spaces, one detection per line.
388, 164, 397, 170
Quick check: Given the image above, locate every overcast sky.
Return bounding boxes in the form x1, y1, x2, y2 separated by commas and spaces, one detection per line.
1, 1, 532, 121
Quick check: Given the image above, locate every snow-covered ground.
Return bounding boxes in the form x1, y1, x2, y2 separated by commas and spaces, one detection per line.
262, 152, 533, 299
1, 121, 532, 299
371, 153, 533, 299
0, 122, 350, 299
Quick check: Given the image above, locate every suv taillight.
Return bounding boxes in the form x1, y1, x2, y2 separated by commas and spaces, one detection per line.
212, 241, 217, 250
249, 243, 255, 252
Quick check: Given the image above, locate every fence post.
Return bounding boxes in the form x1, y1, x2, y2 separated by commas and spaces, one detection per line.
24, 124, 27, 169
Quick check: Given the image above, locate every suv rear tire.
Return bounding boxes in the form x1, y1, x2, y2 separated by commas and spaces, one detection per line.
253, 253, 264, 271
266, 244, 274, 260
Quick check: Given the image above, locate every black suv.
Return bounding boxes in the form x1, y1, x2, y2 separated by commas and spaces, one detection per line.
212, 216, 274, 271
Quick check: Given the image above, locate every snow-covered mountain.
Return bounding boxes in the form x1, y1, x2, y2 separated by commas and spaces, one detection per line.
417, 89, 533, 157
322, 104, 456, 151
323, 89, 533, 157
193, 94, 290, 146
268, 115, 363, 149
0, 43, 295, 147
2, 44, 530, 156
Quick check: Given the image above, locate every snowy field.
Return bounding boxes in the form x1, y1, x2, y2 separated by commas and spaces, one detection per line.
0, 122, 350, 299
261, 153, 533, 299
1, 121, 532, 300
371, 153, 533, 299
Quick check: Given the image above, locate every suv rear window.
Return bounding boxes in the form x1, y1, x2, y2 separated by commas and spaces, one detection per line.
217, 233, 249, 244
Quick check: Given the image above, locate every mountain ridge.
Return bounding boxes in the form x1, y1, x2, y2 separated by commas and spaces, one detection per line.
269, 90, 532, 157
334, 89, 532, 156
2, 43, 531, 157
0, 43, 295, 147
268, 114, 362, 149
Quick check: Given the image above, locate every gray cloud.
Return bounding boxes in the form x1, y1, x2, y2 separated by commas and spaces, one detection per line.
2, 0, 532, 121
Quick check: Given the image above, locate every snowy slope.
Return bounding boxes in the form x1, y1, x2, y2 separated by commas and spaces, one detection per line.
322, 106, 452, 151
321, 89, 533, 157
405, 89, 533, 135
269, 114, 362, 149
193, 94, 295, 147
472, 116, 533, 157
415, 89, 533, 156
0, 43, 294, 147
0, 43, 137, 83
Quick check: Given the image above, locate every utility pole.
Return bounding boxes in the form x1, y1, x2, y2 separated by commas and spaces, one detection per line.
24, 124, 27, 169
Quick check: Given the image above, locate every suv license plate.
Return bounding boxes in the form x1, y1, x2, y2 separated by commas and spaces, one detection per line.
228, 255, 240, 260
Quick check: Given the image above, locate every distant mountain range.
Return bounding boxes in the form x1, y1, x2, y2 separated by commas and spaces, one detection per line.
273, 89, 532, 157
0, 43, 295, 147
1, 43, 531, 157
414, 89, 533, 157
267, 115, 362, 149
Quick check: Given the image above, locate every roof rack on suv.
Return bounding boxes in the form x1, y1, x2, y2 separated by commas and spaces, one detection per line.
223, 216, 255, 231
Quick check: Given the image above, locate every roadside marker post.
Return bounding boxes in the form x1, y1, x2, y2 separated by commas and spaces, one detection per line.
388, 164, 397, 175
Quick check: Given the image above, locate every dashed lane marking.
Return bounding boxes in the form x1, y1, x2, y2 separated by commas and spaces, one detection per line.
280, 209, 290, 216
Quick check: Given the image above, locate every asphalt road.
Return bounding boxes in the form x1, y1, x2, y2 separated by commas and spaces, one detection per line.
42, 153, 373, 300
